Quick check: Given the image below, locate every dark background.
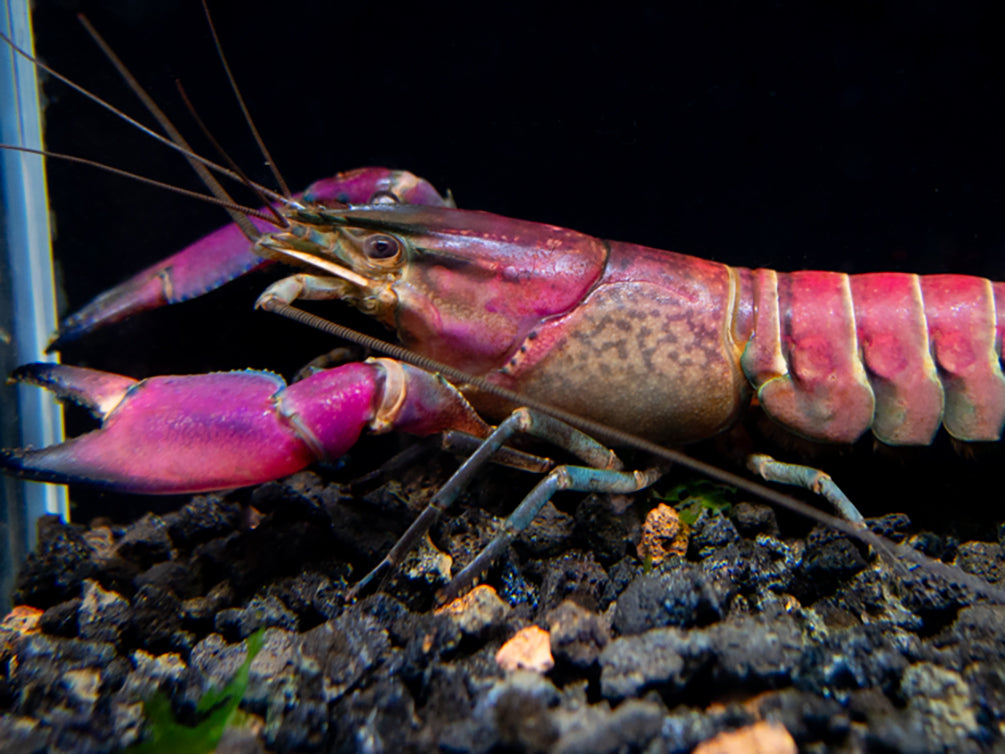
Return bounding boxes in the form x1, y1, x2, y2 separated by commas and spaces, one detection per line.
28, 1, 1005, 528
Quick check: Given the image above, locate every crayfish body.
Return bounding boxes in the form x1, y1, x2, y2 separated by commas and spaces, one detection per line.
3, 167, 1004, 495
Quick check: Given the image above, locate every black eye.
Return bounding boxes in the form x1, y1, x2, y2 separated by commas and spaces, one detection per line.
363, 235, 400, 260
369, 190, 401, 205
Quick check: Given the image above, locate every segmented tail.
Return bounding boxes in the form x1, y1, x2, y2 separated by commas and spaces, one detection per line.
739, 270, 1005, 445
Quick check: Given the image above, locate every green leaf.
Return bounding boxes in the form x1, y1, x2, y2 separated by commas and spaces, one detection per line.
652, 478, 736, 526
127, 629, 265, 754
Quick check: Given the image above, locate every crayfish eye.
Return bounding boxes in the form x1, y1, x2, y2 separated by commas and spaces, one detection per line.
363, 234, 401, 260
369, 190, 401, 205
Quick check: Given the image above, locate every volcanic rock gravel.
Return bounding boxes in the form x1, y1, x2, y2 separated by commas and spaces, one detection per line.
1, 460, 1004, 753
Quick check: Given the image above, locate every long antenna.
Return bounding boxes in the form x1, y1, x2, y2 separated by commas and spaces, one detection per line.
74, 15, 265, 241
174, 80, 287, 228
0, 28, 292, 212
200, 0, 291, 198
0, 144, 275, 221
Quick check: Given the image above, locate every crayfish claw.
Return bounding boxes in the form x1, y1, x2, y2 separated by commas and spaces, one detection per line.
10, 362, 137, 419
2, 359, 493, 495
1, 366, 323, 494
47, 268, 174, 352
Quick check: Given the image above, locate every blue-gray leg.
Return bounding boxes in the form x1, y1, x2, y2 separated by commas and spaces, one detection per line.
349, 408, 658, 601
746, 453, 865, 525
440, 463, 661, 602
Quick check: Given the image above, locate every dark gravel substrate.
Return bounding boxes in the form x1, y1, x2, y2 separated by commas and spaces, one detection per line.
1, 457, 1004, 754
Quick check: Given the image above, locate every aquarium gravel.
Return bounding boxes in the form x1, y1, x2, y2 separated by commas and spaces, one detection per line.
0, 460, 1003, 753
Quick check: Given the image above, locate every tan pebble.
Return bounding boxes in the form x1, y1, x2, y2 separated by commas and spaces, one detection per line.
64, 668, 102, 706
692, 721, 797, 754
0, 605, 42, 637
0, 606, 41, 664
402, 533, 453, 584
495, 625, 554, 673
83, 526, 116, 559
434, 585, 510, 636
434, 583, 492, 615
637, 503, 688, 564
435, 584, 501, 616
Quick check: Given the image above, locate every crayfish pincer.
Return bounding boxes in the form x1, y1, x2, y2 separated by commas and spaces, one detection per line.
2, 359, 491, 494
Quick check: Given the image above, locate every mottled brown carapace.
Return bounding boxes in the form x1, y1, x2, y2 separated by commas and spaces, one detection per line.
488, 242, 749, 443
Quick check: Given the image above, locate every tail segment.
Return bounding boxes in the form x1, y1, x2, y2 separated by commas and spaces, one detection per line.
740, 270, 1005, 445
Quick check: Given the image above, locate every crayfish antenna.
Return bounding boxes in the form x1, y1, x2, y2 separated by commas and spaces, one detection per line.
198, 0, 291, 199
75, 15, 265, 241
0, 22, 292, 217
173, 80, 287, 230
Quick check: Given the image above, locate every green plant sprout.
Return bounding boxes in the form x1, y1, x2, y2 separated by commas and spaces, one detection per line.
127, 629, 265, 754
653, 478, 736, 526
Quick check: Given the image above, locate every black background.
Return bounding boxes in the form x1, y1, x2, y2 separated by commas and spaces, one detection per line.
28, 1, 1005, 527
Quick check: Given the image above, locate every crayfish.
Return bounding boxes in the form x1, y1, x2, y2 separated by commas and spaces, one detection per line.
3, 160, 1004, 598
3, 11, 1004, 602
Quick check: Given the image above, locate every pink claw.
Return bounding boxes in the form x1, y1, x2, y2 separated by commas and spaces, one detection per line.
51, 168, 452, 349
2, 360, 488, 494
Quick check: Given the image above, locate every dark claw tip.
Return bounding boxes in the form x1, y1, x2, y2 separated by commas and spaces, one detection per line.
0, 447, 26, 472
10, 362, 57, 386
0, 447, 85, 487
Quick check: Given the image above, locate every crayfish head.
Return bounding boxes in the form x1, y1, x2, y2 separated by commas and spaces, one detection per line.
298, 204, 609, 377
255, 208, 406, 330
